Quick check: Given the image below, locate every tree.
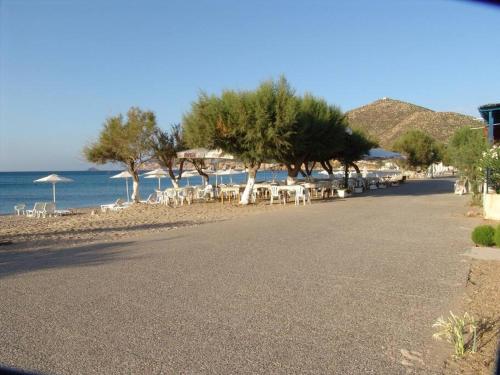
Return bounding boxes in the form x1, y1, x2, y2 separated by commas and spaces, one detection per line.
447, 126, 488, 197
182, 92, 226, 185
183, 77, 299, 204
271, 94, 346, 184
84, 107, 156, 202
392, 130, 442, 171
328, 129, 376, 187
150, 124, 186, 188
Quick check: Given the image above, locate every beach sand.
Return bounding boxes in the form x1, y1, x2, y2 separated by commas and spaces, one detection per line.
0, 200, 298, 250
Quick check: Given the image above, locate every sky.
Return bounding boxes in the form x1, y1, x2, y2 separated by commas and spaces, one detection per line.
0, 0, 499, 171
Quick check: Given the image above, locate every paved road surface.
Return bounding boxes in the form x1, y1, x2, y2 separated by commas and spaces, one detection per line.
0, 178, 478, 374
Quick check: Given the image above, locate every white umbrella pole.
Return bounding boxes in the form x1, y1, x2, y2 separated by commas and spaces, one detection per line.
52, 183, 56, 203
158, 177, 161, 190
126, 178, 130, 202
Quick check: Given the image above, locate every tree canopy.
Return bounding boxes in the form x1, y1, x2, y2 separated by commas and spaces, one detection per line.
182, 77, 303, 202
447, 126, 488, 196
150, 124, 186, 187
392, 129, 442, 170
84, 107, 156, 202
272, 93, 347, 182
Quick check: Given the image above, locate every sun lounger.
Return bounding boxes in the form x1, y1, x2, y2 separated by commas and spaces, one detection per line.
55, 209, 72, 216
101, 199, 129, 212
140, 193, 160, 204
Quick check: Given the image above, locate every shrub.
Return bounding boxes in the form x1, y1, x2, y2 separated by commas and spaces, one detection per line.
494, 225, 500, 247
471, 225, 495, 246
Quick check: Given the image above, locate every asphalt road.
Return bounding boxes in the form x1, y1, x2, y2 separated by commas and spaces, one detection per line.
0, 178, 478, 374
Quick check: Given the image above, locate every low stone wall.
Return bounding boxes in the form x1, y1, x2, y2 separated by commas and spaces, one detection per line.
483, 193, 500, 220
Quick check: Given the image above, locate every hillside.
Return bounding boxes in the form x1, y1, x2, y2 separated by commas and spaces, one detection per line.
346, 98, 482, 148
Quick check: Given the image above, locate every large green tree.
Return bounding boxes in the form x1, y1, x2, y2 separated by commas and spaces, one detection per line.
272, 94, 346, 184
183, 77, 299, 204
447, 126, 488, 197
84, 107, 156, 202
392, 129, 442, 171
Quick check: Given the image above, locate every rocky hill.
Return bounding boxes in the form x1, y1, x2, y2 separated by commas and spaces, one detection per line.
346, 98, 483, 148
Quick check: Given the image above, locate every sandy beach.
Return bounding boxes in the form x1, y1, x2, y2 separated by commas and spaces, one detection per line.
0, 200, 298, 250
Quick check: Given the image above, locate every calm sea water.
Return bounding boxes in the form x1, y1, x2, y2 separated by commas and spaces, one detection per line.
0, 170, 297, 214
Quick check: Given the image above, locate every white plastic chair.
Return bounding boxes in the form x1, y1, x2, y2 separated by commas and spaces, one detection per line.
294, 186, 310, 206
26, 202, 46, 218
14, 203, 26, 215
177, 188, 191, 206
270, 186, 284, 205
164, 188, 178, 206
202, 185, 214, 201
41, 202, 56, 217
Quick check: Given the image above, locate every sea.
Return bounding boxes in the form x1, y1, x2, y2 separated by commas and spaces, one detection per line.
0, 170, 303, 215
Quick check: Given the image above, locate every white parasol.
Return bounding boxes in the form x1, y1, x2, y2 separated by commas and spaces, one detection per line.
33, 174, 73, 203
110, 171, 133, 202
143, 168, 170, 190
181, 169, 216, 186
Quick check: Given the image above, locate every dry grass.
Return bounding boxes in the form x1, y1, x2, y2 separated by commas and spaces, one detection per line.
442, 260, 500, 374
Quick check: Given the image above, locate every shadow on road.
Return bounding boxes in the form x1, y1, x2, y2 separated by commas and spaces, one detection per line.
0, 241, 137, 279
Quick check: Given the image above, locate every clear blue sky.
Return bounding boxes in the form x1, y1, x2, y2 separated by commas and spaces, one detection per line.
1, 0, 499, 171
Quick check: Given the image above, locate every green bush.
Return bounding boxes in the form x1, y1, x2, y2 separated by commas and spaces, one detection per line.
494, 225, 500, 248
471, 225, 495, 246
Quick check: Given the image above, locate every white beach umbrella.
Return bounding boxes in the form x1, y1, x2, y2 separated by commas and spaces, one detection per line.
110, 171, 133, 202
143, 168, 170, 190
144, 168, 169, 176
177, 149, 235, 186
33, 174, 73, 203
363, 148, 405, 160
181, 169, 216, 186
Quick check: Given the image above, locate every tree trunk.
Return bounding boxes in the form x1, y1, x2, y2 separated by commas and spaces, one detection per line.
240, 163, 260, 205
191, 159, 209, 185
131, 172, 140, 202
304, 161, 316, 176
167, 160, 183, 189
286, 162, 302, 185
343, 163, 349, 188
320, 160, 334, 180
351, 162, 360, 176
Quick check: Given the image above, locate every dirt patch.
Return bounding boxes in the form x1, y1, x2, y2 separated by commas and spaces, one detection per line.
442, 260, 500, 374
